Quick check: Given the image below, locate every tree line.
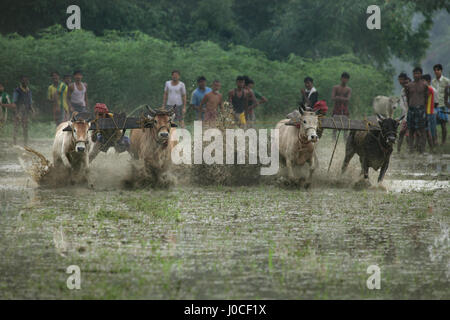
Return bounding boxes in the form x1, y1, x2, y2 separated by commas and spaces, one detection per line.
0, 27, 392, 120
0, 0, 449, 67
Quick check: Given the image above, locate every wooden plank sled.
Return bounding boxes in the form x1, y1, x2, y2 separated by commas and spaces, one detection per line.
318, 115, 380, 131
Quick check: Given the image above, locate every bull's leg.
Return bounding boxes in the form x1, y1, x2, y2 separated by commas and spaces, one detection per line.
341, 142, 355, 175
305, 151, 319, 189
79, 155, 90, 184
305, 159, 314, 189
286, 159, 296, 181
84, 154, 89, 174
378, 159, 390, 183
362, 158, 369, 180
61, 150, 72, 169
398, 126, 406, 152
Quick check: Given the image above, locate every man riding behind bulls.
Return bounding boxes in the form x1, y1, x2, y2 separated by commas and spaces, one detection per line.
89, 103, 130, 162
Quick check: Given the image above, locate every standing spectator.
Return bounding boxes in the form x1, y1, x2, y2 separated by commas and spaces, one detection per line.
47, 71, 68, 125
405, 67, 428, 154
190, 76, 211, 121
0, 82, 14, 128
200, 80, 223, 128
60, 75, 72, 122
331, 72, 352, 140
12, 75, 33, 146
228, 76, 254, 128
68, 70, 88, 114
48, 71, 60, 124
445, 84, 450, 143
245, 78, 266, 128
422, 74, 437, 150
300, 76, 318, 109
397, 73, 410, 152
163, 70, 186, 128
432, 64, 449, 145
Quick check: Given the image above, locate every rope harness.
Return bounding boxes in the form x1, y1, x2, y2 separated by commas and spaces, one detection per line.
367, 128, 395, 156
297, 124, 316, 145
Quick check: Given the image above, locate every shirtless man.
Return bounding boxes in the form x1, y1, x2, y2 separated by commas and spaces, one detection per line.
200, 80, 223, 128
331, 72, 352, 140
406, 67, 428, 154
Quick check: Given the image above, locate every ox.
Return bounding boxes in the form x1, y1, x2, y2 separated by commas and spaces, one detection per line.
341, 114, 405, 184
52, 113, 91, 176
129, 107, 177, 183
373, 96, 401, 118
276, 106, 320, 188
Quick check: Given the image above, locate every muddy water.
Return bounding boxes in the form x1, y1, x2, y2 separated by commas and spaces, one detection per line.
0, 137, 448, 299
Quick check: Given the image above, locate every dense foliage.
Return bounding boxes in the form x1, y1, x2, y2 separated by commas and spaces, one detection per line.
1, 0, 448, 66
0, 27, 392, 120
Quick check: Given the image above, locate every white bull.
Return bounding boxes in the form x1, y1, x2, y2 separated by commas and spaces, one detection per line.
52, 117, 91, 176
373, 96, 400, 118
276, 106, 320, 188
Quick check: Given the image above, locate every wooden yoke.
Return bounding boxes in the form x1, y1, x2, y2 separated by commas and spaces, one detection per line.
319, 115, 380, 131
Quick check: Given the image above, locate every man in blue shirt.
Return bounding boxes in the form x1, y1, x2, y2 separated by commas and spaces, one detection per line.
190, 76, 211, 121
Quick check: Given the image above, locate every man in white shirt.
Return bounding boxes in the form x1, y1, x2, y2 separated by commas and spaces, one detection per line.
432, 64, 449, 145
163, 70, 187, 128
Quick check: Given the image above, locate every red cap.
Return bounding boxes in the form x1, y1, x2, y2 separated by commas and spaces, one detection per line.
94, 103, 109, 113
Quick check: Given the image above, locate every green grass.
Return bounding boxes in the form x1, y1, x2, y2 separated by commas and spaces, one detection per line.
121, 194, 182, 222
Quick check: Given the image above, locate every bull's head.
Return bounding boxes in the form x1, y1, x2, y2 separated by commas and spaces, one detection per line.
388, 97, 401, 117
298, 105, 319, 142
389, 97, 400, 109
145, 106, 177, 145
376, 113, 405, 146
69, 112, 92, 152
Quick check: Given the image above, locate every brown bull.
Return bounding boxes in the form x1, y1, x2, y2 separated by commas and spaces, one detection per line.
276, 106, 320, 188
129, 107, 177, 182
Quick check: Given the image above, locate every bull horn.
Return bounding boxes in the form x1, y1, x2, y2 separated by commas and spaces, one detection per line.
145, 105, 157, 116
85, 114, 94, 122
298, 104, 305, 115
376, 113, 385, 122
70, 111, 79, 121
166, 105, 176, 115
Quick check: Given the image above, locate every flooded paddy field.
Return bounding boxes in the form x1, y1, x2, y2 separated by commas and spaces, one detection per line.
0, 134, 448, 299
